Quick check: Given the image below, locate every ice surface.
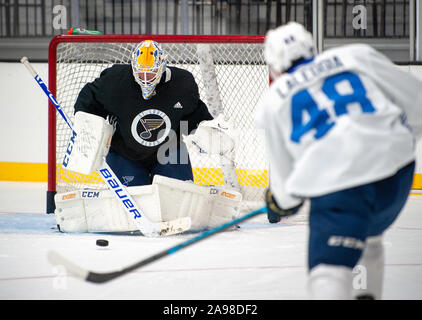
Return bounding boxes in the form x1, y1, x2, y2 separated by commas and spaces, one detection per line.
0, 182, 421, 300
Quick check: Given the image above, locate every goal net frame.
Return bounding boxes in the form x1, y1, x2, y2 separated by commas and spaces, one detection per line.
47, 34, 269, 214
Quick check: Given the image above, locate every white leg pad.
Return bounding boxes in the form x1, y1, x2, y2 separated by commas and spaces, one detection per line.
152, 175, 243, 230
207, 186, 242, 228
308, 264, 353, 300
54, 193, 88, 232
55, 175, 243, 233
54, 185, 162, 233
353, 235, 384, 299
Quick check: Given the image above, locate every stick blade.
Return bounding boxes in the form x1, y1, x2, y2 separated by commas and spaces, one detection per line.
47, 250, 90, 281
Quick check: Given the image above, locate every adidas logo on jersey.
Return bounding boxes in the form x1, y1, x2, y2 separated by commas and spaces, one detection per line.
173, 102, 183, 109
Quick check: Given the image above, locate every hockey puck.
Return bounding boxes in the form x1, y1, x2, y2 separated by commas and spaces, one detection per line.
96, 239, 109, 247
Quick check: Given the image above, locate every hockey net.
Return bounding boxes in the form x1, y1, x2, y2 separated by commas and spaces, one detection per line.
48, 35, 270, 213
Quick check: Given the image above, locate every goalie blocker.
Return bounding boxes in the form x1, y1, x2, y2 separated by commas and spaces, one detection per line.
63, 111, 115, 175
55, 175, 242, 233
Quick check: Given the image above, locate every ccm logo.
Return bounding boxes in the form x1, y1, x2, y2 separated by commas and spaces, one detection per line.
328, 236, 365, 250
81, 191, 100, 198
98, 168, 142, 219
62, 130, 77, 167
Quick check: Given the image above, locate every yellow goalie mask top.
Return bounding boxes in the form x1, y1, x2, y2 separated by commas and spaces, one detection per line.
131, 40, 167, 100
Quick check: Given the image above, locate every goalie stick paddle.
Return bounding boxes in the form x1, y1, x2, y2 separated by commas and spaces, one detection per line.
48, 206, 267, 284
20, 56, 191, 237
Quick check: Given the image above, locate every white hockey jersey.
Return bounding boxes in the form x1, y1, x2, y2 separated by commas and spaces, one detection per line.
255, 44, 422, 209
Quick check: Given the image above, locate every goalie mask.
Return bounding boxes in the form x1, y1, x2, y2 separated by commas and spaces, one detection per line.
131, 40, 167, 100
264, 22, 315, 78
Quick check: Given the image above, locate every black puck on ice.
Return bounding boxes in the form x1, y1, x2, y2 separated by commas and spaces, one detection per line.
96, 239, 109, 247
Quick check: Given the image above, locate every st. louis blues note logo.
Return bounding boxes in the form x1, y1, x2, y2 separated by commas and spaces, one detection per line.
139, 118, 165, 139
131, 109, 171, 147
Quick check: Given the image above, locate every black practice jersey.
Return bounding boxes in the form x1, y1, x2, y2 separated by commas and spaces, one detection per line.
74, 64, 213, 164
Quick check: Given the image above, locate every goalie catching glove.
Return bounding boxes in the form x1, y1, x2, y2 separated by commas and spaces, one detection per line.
265, 189, 303, 223
183, 113, 241, 190
183, 113, 236, 156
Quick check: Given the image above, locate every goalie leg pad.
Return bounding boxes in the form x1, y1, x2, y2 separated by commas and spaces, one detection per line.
54, 185, 162, 233
55, 176, 243, 233
153, 175, 243, 230
208, 186, 243, 228
54, 192, 88, 232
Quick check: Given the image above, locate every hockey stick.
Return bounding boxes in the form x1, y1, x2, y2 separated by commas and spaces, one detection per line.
20, 56, 191, 237
47, 206, 267, 283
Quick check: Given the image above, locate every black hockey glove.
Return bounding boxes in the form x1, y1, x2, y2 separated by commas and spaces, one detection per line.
265, 189, 303, 223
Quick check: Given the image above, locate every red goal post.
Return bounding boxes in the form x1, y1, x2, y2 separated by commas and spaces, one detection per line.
47, 34, 269, 214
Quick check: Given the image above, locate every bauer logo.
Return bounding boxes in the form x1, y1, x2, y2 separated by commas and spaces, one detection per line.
98, 168, 142, 219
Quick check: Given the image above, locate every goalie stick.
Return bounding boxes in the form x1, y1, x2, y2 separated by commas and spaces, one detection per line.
20, 56, 190, 237
47, 206, 267, 284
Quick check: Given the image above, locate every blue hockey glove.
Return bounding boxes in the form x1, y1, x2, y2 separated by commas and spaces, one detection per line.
265, 189, 303, 223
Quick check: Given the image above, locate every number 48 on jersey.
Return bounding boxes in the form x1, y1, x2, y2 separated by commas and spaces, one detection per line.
290, 71, 376, 143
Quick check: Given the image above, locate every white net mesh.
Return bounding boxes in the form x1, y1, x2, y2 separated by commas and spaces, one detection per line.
53, 38, 269, 211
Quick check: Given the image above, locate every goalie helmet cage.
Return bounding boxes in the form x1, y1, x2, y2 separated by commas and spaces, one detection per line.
47, 34, 269, 214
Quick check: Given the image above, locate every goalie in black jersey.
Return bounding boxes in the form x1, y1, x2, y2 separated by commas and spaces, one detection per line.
73, 40, 213, 186
55, 40, 243, 234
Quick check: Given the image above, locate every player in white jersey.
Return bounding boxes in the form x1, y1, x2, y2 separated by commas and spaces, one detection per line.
255, 22, 422, 299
